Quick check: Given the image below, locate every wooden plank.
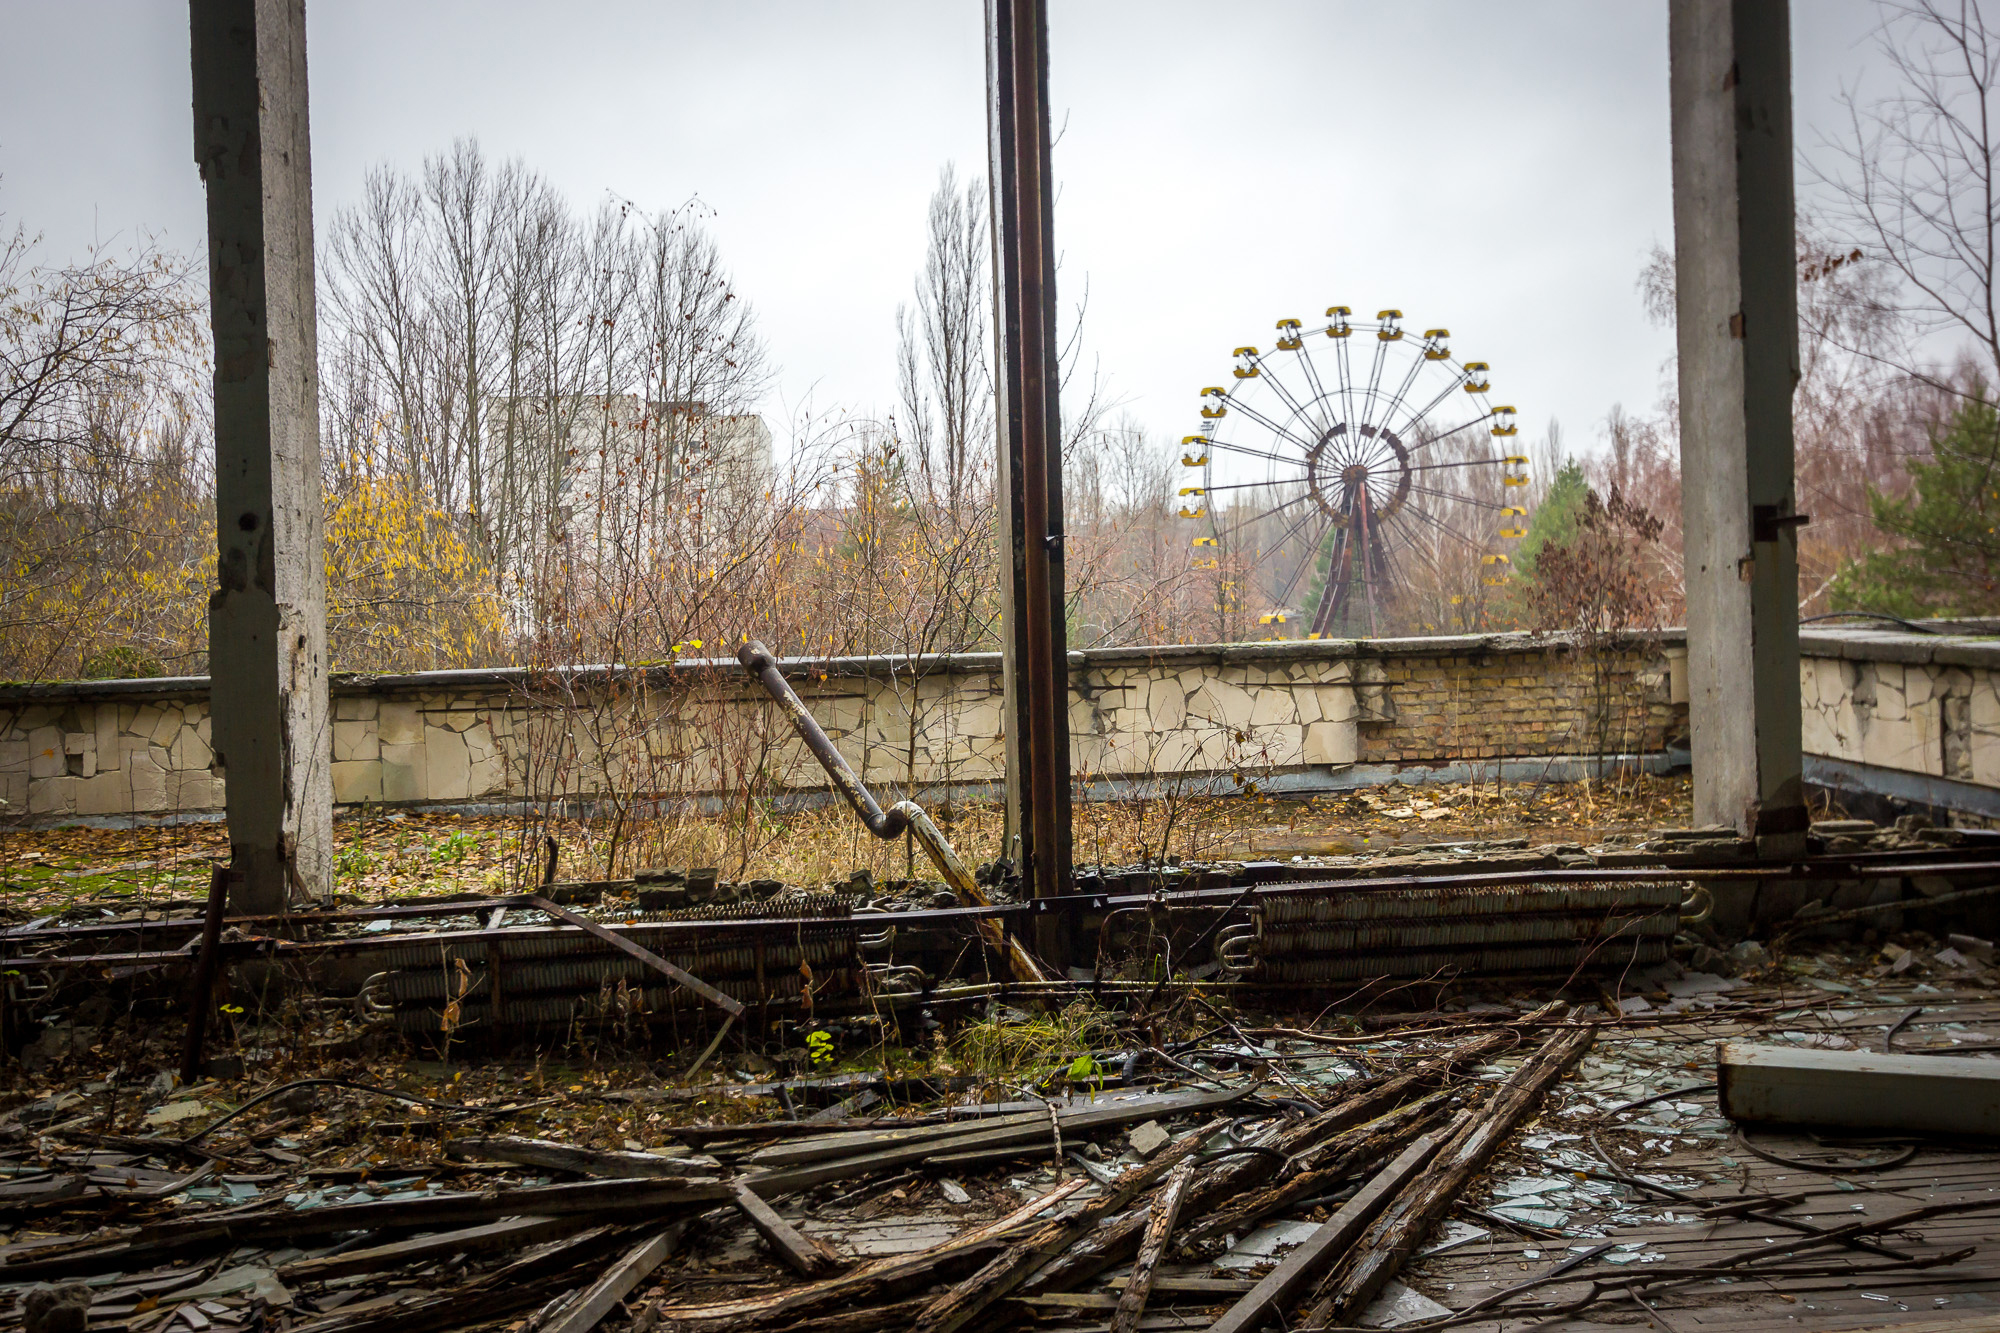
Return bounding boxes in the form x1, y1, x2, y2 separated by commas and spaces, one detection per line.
651, 1179, 1086, 1333
278, 1216, 582, 1281
1302, 1019, 1597, 1328
143, 1175, 731, 1245
446, 1136, 716, 1179
1720, 1041, 2000, 1134
742, 1113, 1045, 1169
912, 1116, 1229, 1333
745, 1085, 1252, 1198
1207, 1127, 1447, 1333
1109, 1159, 1194, 1333
0, 1174, 83, 1209
745, 1088, 1245, 1169
732, 1181, 840, 1277
806, 1089, 882, 1123
541, 1223, 689, 1333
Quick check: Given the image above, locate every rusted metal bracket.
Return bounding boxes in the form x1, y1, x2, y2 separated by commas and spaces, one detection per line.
737, 641, 1050, 984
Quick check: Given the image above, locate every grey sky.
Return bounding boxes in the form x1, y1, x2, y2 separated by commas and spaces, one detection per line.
1, 1, 1892, 460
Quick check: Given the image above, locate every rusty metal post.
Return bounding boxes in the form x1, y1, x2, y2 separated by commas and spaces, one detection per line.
179, 864, 232, 1084
987, 0, 1072, 967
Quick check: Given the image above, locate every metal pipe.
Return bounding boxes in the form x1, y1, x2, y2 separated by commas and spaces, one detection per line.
738, 641, 908, 838
737, 640, 1050, 984
179, 865, 231, 1083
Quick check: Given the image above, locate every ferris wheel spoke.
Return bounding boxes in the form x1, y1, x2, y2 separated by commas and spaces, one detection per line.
1270, 513, 1336, 608
1292, 349, 1337, 437
1358, 334, 1392, 432
1393, 376, 1476, 440
1336, 429, 1390, 474
1403, 409, 1499, 455
1237, 490, 1315, 528
1398, 501, 1491, 554
1371, 353, 1430, 443
1399, 481, 1519, 513
1256, 359, 1332, 441
1404, 456, 1514, 475
1334, 336, 1357, 440
1381, 517, 1447, 574
1201, 476, 1311, 494
1205, 437, 1311, 470
1221, 397, 1322, 456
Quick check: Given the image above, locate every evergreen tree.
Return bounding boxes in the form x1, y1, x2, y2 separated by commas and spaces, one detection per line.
1515, 458, 1590, 580
1829, 398, 2000, 618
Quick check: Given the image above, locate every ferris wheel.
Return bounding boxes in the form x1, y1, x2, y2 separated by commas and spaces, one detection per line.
1181, 309, 1530, 639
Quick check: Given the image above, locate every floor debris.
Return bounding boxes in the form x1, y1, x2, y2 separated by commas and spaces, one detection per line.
1, 809, 1998, 1331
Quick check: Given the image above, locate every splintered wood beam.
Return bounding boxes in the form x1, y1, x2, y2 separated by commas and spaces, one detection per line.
1207, 1126, 1449, 1333
1300, 1018, 1597, 1329
732, 1181, 841, 1277
145, 1176, 732, 1246
1108, 1159, 1195, 1333
278, 1215, 582, 1282
913, 1117, 1229, 1333
648, 1179, 1086, 1333
742, 1085, 1250, 1199
447, 1136, 716, 1179
542, 1224, 690, 1333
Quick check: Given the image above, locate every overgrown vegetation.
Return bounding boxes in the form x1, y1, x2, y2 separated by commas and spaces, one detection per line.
1830, 395, 2000, 618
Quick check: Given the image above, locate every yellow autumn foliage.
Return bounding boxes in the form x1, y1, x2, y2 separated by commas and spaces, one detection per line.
322, 473, 507, 673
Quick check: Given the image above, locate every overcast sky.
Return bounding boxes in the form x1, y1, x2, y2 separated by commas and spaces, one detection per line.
1, 1, 1894, 459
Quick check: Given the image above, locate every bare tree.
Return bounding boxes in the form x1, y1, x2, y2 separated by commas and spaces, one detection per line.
0, 218, 209, 677
1818, 0, 2000, 392
897, 165, 991, 512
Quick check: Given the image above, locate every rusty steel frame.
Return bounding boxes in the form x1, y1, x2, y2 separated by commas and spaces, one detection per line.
988, 0, 1073, 965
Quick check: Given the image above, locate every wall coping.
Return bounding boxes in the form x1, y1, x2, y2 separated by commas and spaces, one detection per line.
6, 623, 1990, 709
0, 630, 1685, 708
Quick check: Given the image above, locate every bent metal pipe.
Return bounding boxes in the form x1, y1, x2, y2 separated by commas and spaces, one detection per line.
737, 640, 1049, 985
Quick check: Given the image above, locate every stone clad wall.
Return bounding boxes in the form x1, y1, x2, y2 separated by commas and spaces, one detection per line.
8, 629, 1978, 824
0, 697, 222, 818
1797, 630, 2000, 785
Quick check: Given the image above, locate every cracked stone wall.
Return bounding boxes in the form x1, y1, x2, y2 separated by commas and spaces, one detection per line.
1797, 633, 2000, 785
33, 629, 1980, 825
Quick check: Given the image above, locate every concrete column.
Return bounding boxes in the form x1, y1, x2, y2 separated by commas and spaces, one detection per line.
1670, 0, 1807, 852
191, 0, 332, 912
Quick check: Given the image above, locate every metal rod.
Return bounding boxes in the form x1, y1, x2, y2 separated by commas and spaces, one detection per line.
528, 894, 743, 1019
988, 0, 1073, 963
179, 864, 231, 1083
738, 642, 907, 838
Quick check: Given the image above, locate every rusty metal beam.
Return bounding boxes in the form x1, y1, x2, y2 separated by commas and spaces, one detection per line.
987, 0, 1072, 965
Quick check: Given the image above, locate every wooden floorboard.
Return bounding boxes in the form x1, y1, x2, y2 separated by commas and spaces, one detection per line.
1388, 979, 2000, 1332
